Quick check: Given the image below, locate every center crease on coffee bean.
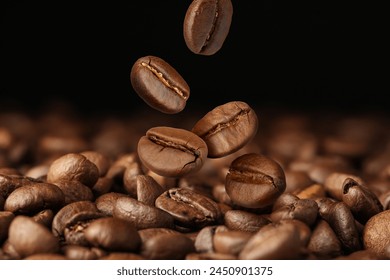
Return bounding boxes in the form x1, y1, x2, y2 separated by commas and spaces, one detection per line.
149, 135, 201, 158
229, 169, 275, 185
201, 4, 219, 52
140, 62, 188, 100
202, 108, 252, 138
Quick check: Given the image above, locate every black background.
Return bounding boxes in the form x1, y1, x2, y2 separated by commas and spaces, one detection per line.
0, 1, 385, 117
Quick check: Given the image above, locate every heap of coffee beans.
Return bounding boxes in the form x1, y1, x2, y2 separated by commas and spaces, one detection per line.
1, 0, 390, 260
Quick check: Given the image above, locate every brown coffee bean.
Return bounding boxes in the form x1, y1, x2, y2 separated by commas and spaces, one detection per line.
91, 176, 114, 197
213, 230, 252, 255
123, 162, 144, 197
84, 217, 141, 252
335, 249, 383, 260
363, 209, 390, 257
0, 211, 14, 244
317, 198, 361, 253
46, 153, 99, 187
192, 101, 258, 158
62, 245, 107, 260
52, 200, 100, 237
138, 227, 181, 243
140, 232, 195, 260
4, 182, 64, 214
224, 209, 270, 232
194, 225, 218, 253
113, 196, 174, 229
379, 190, 390, 210
155, 187, 221, 229
136, 175, 165, 206
137, 126, 208, 177
307, 219, 342, 258
130, 55, 190, 114
0, 174, 40, 198
324, 172, 366, 201
8, 215, 59, 258
296, 183, 326, 200
238, 222, 303, 260
80, 150, 110, 177
53, 179, 94, 205
183, 0, 233, 55
32, 209, 54, 228
279, 219, 312, 246
95, 192, 129, 216
225, 153, 286, 208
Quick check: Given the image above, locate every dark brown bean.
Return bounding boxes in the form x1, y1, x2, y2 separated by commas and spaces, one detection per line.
192, 101, 258, 158
0, 211, 14, 244
307, 219, 342, 258
130, 55, 190, 114
136, 175, 165, 206
32, 209, 54, 228
95, 192, 129, 216
225, 153, 286, 208
213, 230, 252, 255
224, 209, 270, 232
53, 179, 94, 204
62, 245, 107, 260
137, 126, 208, 177
363, 209, 390, 257
183, 0, 233, 55
155, 187, 221, 229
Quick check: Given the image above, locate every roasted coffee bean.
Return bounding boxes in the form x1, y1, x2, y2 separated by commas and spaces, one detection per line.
32, 209, 54, 228
46, 153, 99, 187
0, 174, 40, 198
136, 175, 165, 206
130, 55, 190, 114
224, 209, 270, 232
238, 222, 303, 260
155, 187, 221, 229
123, 162, 144, 197
53, 180, 94, 205
8, 215, 59, 258
91, 176, 114, 197
113, 196, 174, 229
4, 182, 64, 214
62, 245, 107, 260
317, 198, 361, 253
0, 211, 14, 244
84, 217, 141, 252
183, 0, 233, 55
225, 153, 286, 208
270, 197, 318, 227
194, 225, 218, 253
213, 230, 253, 255
379, 190, 390, 210
335, 249, 383, 260
140, 232, 195, 260
95, 192, 129, 216
296, 183, 326, 200
192, 101, 258, 158
307, 219, 342, 258
324, 172, 366, 201
138, 227, 181, 243
63, 213, 105, 246
52, 200, 100, 237
137, 126, 208, 177
80, 150, 110, 177
279, 219, 312, 246
363, 209, 390, 257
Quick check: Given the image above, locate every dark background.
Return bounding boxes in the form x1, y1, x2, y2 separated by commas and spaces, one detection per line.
0, 1, 385, 117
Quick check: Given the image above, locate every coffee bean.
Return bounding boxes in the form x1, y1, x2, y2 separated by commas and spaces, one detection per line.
324, 172, 366, 201
62, 245, 107, 260
136, 175, 165, 206
183, 0, 233, 55
80, 150, 110, 177
363, 209, 390, 257
307, 219, 342, 258
113, 196, 174, 229
24, 253, 67, 260
32, 209, 54, 228
53, 180, 94, 205
192, 101, 258, 158
4, 182, 64, 214
0, 174, 40, 198
123, 162, 144, 197
225, 153, 286, 208
224, 209, 270, 232
0, 211, 14, 244
8, 215, 59, 258
137, 126, 208, 177
84, 217, 141, 252
130, 55, 190, 114
95, 192, 129, 216
296, 183, 326, 200
46, 153, 99, 187
213, 230, 253, 255
155, 187, 221, 229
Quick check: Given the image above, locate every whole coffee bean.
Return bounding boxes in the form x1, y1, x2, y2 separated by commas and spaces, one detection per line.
192, 101, 258, 158
80, 150, 110, 177
4, 182, 64, 214
138, 227, 181, 243
224, 209, 270, 232
363, 209, 390, 257
379, 190, 390, 210
194, 225, 218, 253
238, 222, 303, 260
62, 245, 107, 260
130, 55, 190, 114
213, 230, 253, 255
92, 176, 114, 197
137, 126, 208, 177
113, 196, 174, 229
95, 192, 129, 216
140, 232, 195, 260
52, 200, 99, 237
225, 153, 286, 208
84, 217, 141, 252
0, 174, 40, 198
46, 153, 99, 187
0, 211, 14, 244
279, 219, 312, 246
32, 209, 54, 228
123, 161, 144, 197
307, 219, 342, 258
324, 172, 366, 201
8, 215, 59, 258
155, 187, 221, 229
317, 198, 361, 253
183, 0, 233, 55
53, 179, 94, 205
136, 175, 165, 206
